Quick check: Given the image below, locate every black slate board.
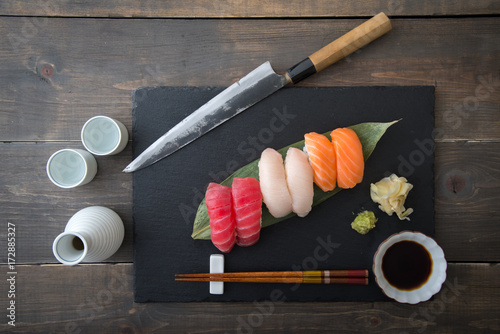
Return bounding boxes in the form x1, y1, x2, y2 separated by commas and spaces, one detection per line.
132, 86, 435, 302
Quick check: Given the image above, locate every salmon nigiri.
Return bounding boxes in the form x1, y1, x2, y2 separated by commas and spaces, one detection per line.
232, 177, 262, 247
330, 128, 364, 189
304, 132, 337, 192
205, 182, 236, 253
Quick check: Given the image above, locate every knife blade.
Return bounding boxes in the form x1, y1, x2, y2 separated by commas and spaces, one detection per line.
124, 12, 391, 172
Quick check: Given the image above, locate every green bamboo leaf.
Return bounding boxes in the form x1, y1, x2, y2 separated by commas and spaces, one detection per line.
192, 120, 400, 240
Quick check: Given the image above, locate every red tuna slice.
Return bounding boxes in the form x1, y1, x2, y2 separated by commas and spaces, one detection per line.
232, 177, 262, 247
205, 182, 236, 253
234, 206, 261, 229
234, 209, 261, 237
235, 213, 261, 237
213, 231, 237, 253
211, 221, 236, 244
236, 232, 260, 247
236, 224, 261, 240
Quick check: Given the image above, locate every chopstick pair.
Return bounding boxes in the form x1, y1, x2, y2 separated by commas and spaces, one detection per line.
175, 270, 369, 285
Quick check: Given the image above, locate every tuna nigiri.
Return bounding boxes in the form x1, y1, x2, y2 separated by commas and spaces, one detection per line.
232, 177, 262, 247
205, 182, 236, 253
284, 147, 314, 217
258, 148, 293, 218
304, 132, 337, 192
330, 128, 364, 189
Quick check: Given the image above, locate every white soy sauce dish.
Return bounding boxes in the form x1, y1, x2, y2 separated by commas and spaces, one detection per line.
373, 231, 447, 304
46, 149, 98, 188
81, 116, 128, 156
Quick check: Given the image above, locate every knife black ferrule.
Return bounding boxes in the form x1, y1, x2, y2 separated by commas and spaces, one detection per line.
286, 57, 317, 84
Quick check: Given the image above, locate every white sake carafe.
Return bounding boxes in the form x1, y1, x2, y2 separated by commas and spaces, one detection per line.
53, 206, 125, 265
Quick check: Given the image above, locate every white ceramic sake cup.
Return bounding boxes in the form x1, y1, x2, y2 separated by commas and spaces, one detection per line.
46, 149, 98, 188
52, 206, 125, 266
373, 231, 447, 304
81, 116, 128, 156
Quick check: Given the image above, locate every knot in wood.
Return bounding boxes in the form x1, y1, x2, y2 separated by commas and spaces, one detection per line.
41, 64, 54, 78
371, 316, 381, 326
446, 174, 466, 194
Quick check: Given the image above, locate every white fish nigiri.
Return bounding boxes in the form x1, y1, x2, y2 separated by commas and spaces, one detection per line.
258, 148, 293, 218
284, 147, 314, 217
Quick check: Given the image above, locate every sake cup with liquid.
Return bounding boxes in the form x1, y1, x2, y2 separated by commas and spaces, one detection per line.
81, 116, 128, 156
373, 231, 447, 304
46, 149, 98, 188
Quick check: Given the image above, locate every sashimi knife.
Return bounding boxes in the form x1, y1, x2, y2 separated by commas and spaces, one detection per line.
124, 12, 391, 172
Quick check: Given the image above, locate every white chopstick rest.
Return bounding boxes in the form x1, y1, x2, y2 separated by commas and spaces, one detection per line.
209, 254, 224, 295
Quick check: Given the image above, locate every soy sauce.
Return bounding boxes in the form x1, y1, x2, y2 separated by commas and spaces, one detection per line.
382, 240, 432, 290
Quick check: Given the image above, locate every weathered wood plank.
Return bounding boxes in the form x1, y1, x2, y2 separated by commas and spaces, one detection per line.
1, 0, 499, 18
1, 140, 499, 264
0, 7, 496, 333
0, 262, 498, 333
435, 141, 500, 262
0, 142, 133, 264
1, 17, 499, 142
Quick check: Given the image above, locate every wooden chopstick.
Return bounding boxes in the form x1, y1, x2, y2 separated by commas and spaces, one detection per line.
175, 270, 369, 285
176, 277, 368, 285
176, 270, 368, 278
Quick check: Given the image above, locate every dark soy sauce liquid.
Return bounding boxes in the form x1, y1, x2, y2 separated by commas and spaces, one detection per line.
382, 241, 432, 290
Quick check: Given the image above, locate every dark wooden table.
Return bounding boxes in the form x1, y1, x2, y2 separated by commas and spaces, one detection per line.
1, 1, 499, 333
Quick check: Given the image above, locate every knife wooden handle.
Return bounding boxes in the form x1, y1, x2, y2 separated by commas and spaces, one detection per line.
286, 12, 392, 84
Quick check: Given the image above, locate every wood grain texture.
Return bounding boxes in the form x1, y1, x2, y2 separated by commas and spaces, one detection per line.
0, 17, 499, 142
308, 12, 392, 72
0, 141, 498, 264
0, 0, 499, 18
0, 142, 133, 264
0, 6, 499, 332
0, 263, 498, 333
435, 141, 500, 262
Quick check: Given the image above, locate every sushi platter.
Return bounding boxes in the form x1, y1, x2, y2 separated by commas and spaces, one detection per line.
132, 85, 435, 302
